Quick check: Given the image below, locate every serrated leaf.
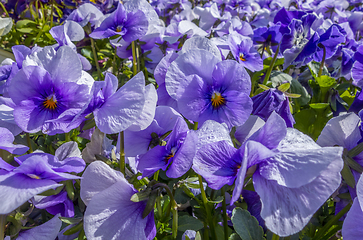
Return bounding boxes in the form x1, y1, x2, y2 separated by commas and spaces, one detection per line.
316, 75, 336, 88
231, 208, 265, 240
178, 215, 204, 232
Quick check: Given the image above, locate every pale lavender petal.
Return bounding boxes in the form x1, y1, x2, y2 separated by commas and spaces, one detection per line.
248, 111, 286, 149
193, 141, 239, 190
127, 84, 157, 131
84, 180, 155, 240
0, 173, 62, 214
231, 141, 275, 205
258, 146, 343, 188
55, 141, 82, 161
17, 214, 62, 240
167, 131, 197, 178
317, 113, 361, 150
254, 156, 343, 237
196, 120, 233, 151
235, 115, 265, 145
80, 161, 125, 205
138, 145, 169, 177
0, 127, 28, 154
94, 72, 145, 134
165, 50, 220, 100
342, 198, 363, 240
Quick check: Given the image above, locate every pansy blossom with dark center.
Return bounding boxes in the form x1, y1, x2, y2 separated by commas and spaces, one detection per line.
89, 2, 148, 42
138, 117, 197, 178
165, 49, 252, 128
228, 32, 263, 72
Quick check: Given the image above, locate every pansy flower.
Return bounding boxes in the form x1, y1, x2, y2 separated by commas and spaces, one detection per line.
193, 112, 344, 236
8, 46, 93, 135
81, 161, 156, 240
89, 2, 148, 42
165, 49, 252, 128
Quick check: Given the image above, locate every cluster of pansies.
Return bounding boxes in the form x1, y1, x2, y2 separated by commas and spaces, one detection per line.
1, 0, 363, 239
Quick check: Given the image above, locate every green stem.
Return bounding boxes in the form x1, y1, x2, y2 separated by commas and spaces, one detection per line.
50, 0, 54, 28
193, 122, 198, 131
26, 133, 33, 153
112, 51, 118, 76
154, 170, 159, 181
198, 175, 217, 240
65, 132, 71, 142
271, 233, 280, 240
318, 44, 326, 77
90, 38, 102, 80
313, 201, 352, 240
263, 43, 280, 85
153, 183, 178, 240
119, 131, 125, 175
131, 41, 138, 75
0, 215, 6, 240
221, 186, 228, 240
0, 3, 9, 17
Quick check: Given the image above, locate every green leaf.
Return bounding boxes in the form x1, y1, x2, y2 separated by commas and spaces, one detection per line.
290, 79, 311, 106
229, 233, 242, 240
177, 215, 204, 232
341, 162, 356, 188
231, 208, 265, 240
131, 188, 151, 202
316, 75, 336, 88
15, 19, 36, 28
63, 221, 83, 235
309, 103, 329, 110
348, 142, 363, 158
277, 82, 290, 92
340, 90, 356, 107
38, 184, 64, 196
59, 217, 82, 225
258, 84, 270, 91
308, 62, 329, 78
270, 71, 292, 88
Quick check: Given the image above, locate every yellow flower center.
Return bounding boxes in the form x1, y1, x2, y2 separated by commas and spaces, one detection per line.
43, 94, 57, 110
211, 92, 225, 108
165, 147, 177, 162
27, 174, 41, 179
116, 26, 123, 32
239, 53, 246, 61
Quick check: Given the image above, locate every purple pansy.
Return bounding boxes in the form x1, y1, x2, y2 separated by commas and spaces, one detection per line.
0, 151, 84, 214
16, 214, 62, 240
193, 112, 344, 236
342, 174, 363, 240
89, 2, 148, 42
165, 49, 252, 128
81, 161, 156, 240
251, 88, 295, 127
228, 32, 263, 72
138, 117, 197, 178
8, 46, 93, 135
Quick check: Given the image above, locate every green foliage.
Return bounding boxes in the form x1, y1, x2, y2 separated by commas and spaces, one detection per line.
231, 208, 265, 240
